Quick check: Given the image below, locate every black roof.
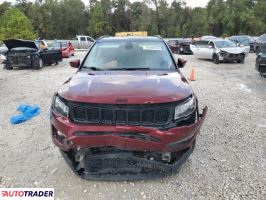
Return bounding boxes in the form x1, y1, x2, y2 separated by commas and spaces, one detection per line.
97, 36, 163, 43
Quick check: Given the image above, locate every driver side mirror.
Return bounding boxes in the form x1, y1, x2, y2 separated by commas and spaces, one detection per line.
177, 58, 187, 68
69, 59, 80, 68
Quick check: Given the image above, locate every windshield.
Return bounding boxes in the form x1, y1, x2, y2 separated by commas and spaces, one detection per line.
261, 45, 266, 52
51, 42, 67, 48
82, 41, 175, 70
238, 39, 249, 46
215, 40, 236, 48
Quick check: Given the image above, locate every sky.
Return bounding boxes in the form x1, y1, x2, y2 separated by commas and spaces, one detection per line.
0, 0, 209, 8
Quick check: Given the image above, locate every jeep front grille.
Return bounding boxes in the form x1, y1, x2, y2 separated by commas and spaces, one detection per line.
71, 104, 171, 126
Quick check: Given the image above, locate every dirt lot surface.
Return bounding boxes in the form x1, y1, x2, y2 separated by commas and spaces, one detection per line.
0, 52, 265, 200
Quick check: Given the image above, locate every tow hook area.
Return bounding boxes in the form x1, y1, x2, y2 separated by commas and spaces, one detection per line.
74, 148, 87, 162
60, 144, 195, 181
162, 152, 171, 163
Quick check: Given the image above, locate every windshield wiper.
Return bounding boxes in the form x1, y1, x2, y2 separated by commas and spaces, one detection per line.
82, 66, 103, 71
108, 67, 151, 71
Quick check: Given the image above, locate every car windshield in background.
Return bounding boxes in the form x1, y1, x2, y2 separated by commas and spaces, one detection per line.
239, 39, 249, 46
51, 42, 67, 48
261, 45, 266, 52
180, 39, 191, 43
82, 41, 175, 70
215, 40, 236, 48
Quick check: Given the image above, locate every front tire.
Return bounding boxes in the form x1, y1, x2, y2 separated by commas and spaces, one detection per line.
177, 48, 181, 55
213, 54, 220, 64
35, 58, 43, 69
256, 46, 261, 54
237, 56, 245, 64
5, 64, 13, 70
260, 71, 266, 78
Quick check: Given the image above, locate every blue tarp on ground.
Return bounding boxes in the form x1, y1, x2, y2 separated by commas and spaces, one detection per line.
10, 105, 40, 124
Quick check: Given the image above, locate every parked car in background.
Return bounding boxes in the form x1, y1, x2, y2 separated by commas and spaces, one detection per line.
254, 34, 266, 54
167, 38, 193, 54
0, 44, 8, 64
50, 36, 207, 180
0, 53, 6, 64
190, 39, 247, 64
200, 35, 217, 40
3, 39, 62, 70
50, 41, 75, 58
71, 35, 94, 49
229, 35, 255, 52
255, 44, 266, 78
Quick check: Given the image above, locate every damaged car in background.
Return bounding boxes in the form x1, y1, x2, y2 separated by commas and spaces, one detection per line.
50, 36, 207, 180
3, 39, 62, 70
255, 44, 266, 78
190, 39, 248, 64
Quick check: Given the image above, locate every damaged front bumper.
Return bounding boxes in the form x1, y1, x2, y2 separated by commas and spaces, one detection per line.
219, 52, 245, 62
51, 107, 207, 180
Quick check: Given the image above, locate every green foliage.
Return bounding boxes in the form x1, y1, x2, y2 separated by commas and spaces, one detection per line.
0, 2, 11, 17
0, 8, 36, 41
0, 0, 265, 39
88, 2, 105, 37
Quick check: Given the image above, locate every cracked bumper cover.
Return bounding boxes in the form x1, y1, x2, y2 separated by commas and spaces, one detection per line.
51, 107, 208, 180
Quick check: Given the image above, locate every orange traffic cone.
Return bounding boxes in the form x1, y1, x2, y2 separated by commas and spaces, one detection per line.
188, 68, 196, 81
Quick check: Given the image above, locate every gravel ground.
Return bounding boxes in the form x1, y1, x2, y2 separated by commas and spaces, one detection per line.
0, 51, 265, 200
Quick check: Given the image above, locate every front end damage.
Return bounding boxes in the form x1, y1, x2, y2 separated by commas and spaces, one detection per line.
5, 49, 40, 69
219, 51, 246, 62
50, 96, 207, 180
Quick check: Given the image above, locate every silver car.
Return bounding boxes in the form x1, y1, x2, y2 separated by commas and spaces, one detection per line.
190, 39, 248, 64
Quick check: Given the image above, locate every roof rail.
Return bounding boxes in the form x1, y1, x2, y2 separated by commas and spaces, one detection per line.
97, 35, 111, 40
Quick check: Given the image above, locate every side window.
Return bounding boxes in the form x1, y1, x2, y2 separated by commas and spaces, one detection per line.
195, 41, 209, 48
87, 37, 94, 42
80, 37, 86, 41
208, 41, 214, 48
230, 38, 237, 43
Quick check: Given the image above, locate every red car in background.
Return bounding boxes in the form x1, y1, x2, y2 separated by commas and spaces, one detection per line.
167, 39, 193, 55
50, 41, 75, 58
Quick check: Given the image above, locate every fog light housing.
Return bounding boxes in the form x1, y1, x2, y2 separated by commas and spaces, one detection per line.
52, 126, 66, 143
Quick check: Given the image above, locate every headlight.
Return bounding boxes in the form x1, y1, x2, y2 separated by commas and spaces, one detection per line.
174, 96, 196, 120
53, 96, 69, 117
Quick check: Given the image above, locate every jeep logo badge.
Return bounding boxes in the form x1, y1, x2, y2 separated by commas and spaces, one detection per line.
115, 98, 128, 103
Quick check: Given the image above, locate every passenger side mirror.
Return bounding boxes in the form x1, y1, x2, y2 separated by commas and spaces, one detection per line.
177, 58, 187, 68
69, 59, 80, 68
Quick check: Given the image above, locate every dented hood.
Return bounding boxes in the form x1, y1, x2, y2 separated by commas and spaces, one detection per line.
219, 47, 245, 54
3, 39, 38, 50
58, 70, 193, 104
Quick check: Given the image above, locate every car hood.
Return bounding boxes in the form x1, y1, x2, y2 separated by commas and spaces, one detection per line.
58, 71, 193, 104
0, 47, 8, 54
3, 39, 38, 50
219, 47, 245, 54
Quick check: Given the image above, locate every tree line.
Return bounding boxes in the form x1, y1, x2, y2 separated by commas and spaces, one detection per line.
0, 0, 265, 41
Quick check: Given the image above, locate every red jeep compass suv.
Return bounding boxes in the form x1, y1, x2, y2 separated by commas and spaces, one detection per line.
50, 36, 207, 180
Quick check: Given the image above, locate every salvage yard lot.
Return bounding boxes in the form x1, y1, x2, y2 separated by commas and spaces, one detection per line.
0, 52, 265, 199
